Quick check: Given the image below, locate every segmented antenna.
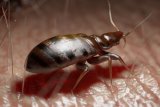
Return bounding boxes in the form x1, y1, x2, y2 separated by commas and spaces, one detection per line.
107, 0, 119, 31
124, 12, 152, 37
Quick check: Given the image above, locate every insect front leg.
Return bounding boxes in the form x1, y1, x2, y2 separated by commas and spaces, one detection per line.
72, 62, 89, 92
88, 52, 128, 69
107, 53, 130, 71
87, 52, 128, 85
87, 53, 113, 85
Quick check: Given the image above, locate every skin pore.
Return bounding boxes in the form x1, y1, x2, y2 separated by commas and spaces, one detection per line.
0, 0, 160, 106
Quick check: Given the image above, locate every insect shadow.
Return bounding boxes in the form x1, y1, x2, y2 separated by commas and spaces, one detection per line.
12, 65, 129, 99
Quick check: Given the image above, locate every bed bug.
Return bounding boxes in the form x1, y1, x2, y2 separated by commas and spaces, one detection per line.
25, 0, 151, 91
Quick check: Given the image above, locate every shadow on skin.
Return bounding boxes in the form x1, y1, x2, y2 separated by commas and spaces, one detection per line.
12, 65, 130, 99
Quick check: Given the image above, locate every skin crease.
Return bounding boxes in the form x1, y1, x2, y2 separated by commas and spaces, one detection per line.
0, 0, 160, 106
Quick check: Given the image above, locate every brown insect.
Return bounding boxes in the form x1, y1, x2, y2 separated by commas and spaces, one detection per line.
25, 0, 151, 91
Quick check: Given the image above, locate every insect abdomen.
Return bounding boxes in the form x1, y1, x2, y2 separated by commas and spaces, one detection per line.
25, 34, 97, 73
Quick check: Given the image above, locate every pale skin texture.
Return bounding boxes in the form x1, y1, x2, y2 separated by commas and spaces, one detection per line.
0, 0, 160, 106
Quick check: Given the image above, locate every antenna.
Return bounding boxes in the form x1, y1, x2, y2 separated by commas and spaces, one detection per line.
107, 0, 119, 31
124, 12, 152, 37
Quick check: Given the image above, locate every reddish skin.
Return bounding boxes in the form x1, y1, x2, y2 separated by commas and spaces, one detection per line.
13, 65, 129, 99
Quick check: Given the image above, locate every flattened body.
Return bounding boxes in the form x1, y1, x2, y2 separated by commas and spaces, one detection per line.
26, 34, 97, 73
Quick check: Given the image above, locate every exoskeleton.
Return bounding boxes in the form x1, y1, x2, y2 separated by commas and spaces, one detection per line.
25, 0, 151, 90
26, 32, 125, 73
25, 31, 127, 90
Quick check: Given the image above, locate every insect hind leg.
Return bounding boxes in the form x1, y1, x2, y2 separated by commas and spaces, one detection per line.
72, 62, 89, 93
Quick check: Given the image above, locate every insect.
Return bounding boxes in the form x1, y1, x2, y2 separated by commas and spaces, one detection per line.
25, 0, 151, 91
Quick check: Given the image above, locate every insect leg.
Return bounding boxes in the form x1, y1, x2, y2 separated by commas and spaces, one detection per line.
107, 53, 130, 71
87, 55, 114, 85
87, 52, 129, 85
108, 56, 112, 85
72, 62, 89, 92
87, 52, 128, 66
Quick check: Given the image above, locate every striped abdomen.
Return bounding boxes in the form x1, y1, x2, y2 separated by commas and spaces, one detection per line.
25, 34, 97, 73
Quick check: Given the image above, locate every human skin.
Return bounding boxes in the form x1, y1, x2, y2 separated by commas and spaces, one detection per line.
0, 0, 160, 106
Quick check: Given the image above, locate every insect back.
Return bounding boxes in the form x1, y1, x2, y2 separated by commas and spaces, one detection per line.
25, 34, 97, 73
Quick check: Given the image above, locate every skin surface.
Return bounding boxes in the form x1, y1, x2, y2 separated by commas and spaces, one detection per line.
0, 0, 160, 106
